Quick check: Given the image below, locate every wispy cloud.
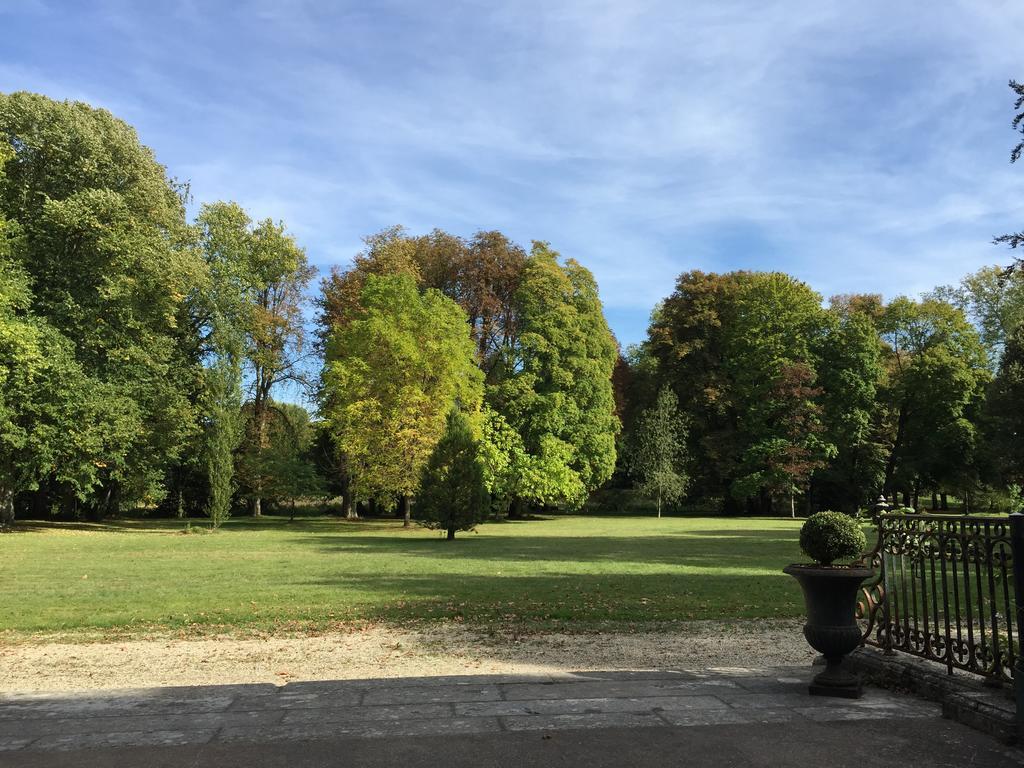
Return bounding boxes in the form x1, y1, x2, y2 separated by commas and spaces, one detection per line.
2, 0, 1023, 346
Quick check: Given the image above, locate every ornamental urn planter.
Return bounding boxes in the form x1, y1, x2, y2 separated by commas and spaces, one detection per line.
783, 564, 874, 699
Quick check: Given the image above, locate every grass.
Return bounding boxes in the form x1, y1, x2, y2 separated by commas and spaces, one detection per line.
0, 515, 809, 640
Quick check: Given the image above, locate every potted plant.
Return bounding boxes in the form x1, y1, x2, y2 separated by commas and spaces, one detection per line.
784, 511, 872, 698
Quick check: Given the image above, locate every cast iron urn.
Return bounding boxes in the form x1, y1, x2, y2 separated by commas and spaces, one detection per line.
783, 564, 873, 698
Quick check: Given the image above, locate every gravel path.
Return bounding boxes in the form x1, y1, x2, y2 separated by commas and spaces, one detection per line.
0, 620, 814, 693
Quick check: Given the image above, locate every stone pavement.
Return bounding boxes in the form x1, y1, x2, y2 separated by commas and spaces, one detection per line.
1, 665, 1022, 767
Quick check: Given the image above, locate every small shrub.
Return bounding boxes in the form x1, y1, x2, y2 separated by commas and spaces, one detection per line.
799, 511, 866, 566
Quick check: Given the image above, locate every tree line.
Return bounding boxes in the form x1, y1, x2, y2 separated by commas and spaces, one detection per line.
618, 269, 1023, 516
0, 92, 619, 535
1, 85, 1022, 531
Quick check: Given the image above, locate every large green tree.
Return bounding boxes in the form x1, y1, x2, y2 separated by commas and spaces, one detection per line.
488, 243, 619, 511
812, 307, 886, 512
323, 274, 483, 523
877, 297, 990, 507
0, 91, 204, 517
983, 324, 1024, 489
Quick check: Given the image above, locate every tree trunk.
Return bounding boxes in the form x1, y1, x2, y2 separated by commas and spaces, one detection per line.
0, 486, 14, 528
941, 492, 949, 510
657, 492, 662, 519
902, 490, 911, 507
790, 492, 796, 519
446, 526, 456, 541
252, 497, 262, 518
401, 495, 411, 528
931, 491, 938, 511
883, 405, 908, 497
290, 499, 296, 523
508, 496, 525, 520
342, 491, 357, 520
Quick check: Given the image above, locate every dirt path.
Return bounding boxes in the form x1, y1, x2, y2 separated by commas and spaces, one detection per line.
0, 620, 814, 693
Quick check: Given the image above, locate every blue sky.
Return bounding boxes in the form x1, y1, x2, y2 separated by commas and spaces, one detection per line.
2, 0, 1023, 347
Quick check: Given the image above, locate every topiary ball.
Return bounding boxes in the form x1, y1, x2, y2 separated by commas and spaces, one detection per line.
799, 511, 867, 566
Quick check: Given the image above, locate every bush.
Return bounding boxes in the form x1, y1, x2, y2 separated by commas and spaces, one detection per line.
799, 511, 866, 566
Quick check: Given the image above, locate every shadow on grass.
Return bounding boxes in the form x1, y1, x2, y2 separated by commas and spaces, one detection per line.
292, 570, 803, 624
300, 531, 800, 568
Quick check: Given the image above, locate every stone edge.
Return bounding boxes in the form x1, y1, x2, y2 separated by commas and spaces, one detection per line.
846, 647, 1018, 745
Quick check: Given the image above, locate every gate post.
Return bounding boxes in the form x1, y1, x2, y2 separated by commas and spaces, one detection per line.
1009, 512, 1024, 743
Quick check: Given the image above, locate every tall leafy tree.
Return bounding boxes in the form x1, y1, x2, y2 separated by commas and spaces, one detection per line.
0, 92, 204, 516
812, 308, 886, 512
323, 274, 483, 523
723, 273, 833, 513
930, 266, 1024, 369
417, 409, 488, 540
488, 243, 618, 511
877, 297, 990, 506
646, 272, 745, 510
627, 386, 689, 517
985, 324, 1024, 487
197, 201, 315, 516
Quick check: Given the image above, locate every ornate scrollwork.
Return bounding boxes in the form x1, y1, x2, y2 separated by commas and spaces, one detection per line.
857, 512, 1017, 686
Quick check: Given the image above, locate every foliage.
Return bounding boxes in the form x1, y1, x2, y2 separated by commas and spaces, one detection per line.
993, 80, 1024, 255
196, 202, 315, 516
201, 360, 243, 529
876, 297, 990, 501
930, 266, 1024, 369
798, 511, 867, 566
323, 274, 483, 506
488, 243, 619, 510
813, 308, 886, 512
627, 386, 689, 517
985, 324, 1024, 487
0, 92, 201, 519
416, 409, 488, 539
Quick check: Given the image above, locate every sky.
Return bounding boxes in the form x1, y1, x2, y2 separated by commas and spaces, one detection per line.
1, 0, 1023, 348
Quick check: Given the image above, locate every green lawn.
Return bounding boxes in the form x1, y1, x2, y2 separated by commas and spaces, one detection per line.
0, 515, 809, 639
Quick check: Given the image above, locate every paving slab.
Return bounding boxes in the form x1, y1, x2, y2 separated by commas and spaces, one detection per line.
6, 720, 1020, 768
0, 663, 1009, 762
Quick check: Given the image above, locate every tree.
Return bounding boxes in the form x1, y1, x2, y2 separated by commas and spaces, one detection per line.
994, 80, 1024, 256
0, 92, 201, 518
877, 297, 990, 507
488, 243, 619, 511
628, 387, 689, 517
196, 202, 315, 516
646, 271, 745, 510
724, 273, 833, 513
322, 274, 483, 523
985, 324, 1024, 487
260, 441, 325, 522
417, 409, 488, 540
201, 359, 243, 529
813, 308, 886, 513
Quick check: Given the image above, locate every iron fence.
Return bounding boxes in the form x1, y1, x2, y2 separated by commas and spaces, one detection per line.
856, 512, 1021, 686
